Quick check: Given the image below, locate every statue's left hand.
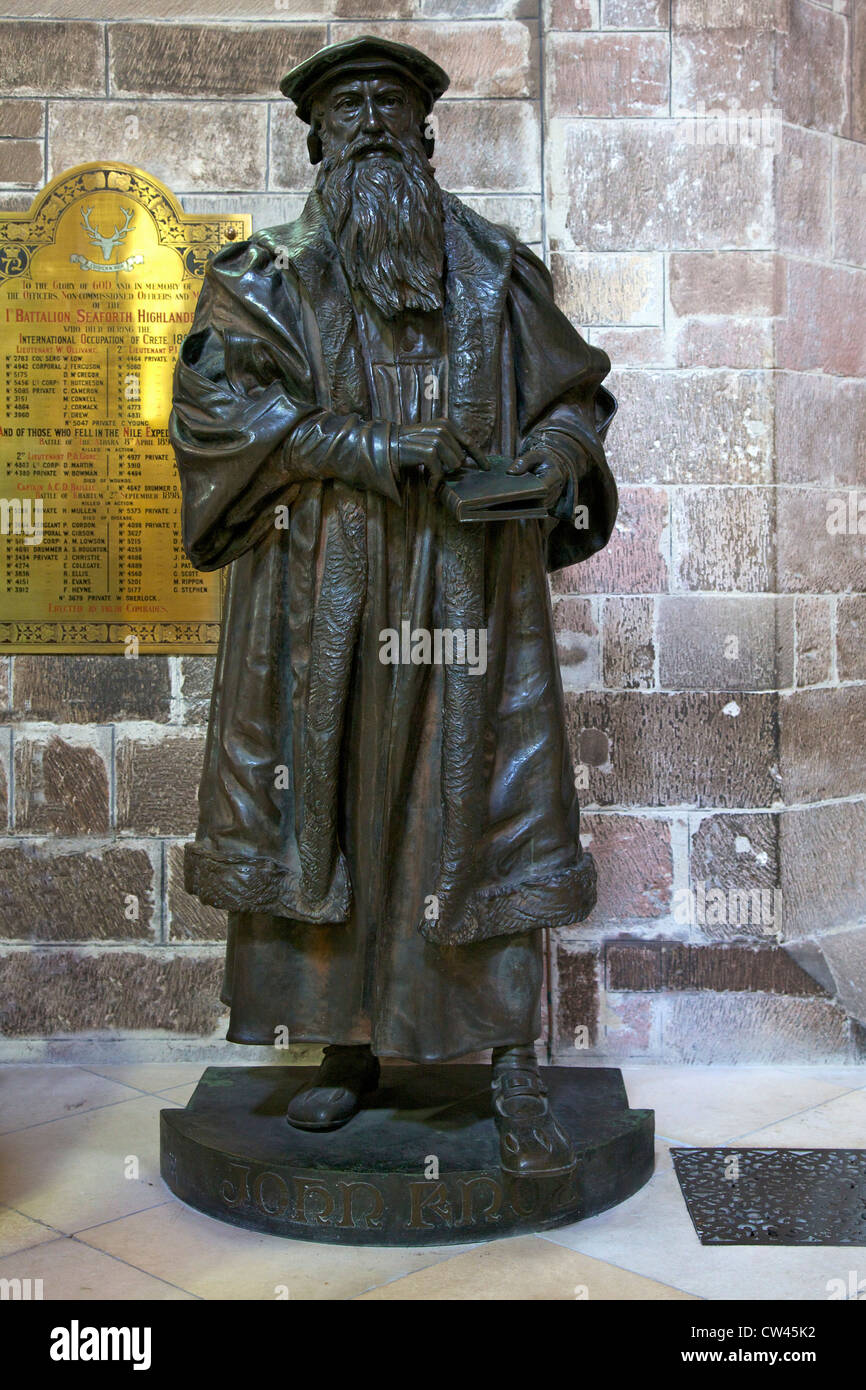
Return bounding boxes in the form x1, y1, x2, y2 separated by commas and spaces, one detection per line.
506, 450, 569, 511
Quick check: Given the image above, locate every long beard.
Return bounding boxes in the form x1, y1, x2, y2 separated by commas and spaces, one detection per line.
317, 135, 445, 319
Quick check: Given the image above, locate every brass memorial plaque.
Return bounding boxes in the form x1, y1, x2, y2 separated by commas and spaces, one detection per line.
0, 162, 251, 653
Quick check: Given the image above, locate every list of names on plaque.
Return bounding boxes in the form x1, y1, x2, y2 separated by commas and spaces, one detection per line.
0, 163, 250, 652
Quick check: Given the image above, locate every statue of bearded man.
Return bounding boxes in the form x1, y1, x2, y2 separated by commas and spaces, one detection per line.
170, 36, 618, 1177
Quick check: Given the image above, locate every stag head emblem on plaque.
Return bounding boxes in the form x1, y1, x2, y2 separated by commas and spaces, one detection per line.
80, 204, 135, 262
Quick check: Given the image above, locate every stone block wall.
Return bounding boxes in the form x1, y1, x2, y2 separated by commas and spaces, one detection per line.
0, 0, 863, 1063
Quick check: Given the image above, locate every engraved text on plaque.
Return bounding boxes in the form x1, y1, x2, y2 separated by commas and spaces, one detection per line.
0, 162, 250, 653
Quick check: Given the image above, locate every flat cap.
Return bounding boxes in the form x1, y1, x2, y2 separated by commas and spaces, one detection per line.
280, 35, 450, 123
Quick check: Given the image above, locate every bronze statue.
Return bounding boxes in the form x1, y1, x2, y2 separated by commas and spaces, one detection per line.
170, 36, 617, 1180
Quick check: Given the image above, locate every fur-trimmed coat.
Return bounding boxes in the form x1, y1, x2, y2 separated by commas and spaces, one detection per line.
170, 190, 617, 949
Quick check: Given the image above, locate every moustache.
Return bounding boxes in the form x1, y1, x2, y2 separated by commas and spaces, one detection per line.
326, 133, 421, 170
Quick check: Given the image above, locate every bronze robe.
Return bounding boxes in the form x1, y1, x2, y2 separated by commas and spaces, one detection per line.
170, 190, 617, 1060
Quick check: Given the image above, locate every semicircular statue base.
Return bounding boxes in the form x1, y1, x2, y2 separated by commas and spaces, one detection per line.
160, 1065, 654, 1246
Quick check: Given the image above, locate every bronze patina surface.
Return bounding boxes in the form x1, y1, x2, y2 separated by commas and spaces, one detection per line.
167, 36, 640, 1211
161, 1066, 654, 1245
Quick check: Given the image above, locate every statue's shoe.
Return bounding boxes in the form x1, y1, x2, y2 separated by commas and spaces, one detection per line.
491, 1063, 577, 1177
286, 1044, 380, 1132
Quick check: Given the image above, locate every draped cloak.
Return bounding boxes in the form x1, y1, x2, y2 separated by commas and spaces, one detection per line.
170, 190, 617, 1061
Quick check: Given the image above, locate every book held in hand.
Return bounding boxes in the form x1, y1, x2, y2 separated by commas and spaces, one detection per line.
438, 454, 550, 523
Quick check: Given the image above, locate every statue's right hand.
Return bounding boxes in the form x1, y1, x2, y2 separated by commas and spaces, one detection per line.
395, 419, 488, 484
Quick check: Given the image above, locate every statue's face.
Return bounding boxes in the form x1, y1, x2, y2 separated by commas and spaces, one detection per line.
313, 69, 444, 317
315, 75, 423, 162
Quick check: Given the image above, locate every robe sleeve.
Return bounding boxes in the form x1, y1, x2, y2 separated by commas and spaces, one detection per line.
506, 243, 618, 572
170, 237, 400, 571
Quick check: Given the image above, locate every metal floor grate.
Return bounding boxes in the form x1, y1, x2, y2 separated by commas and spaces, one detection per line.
672, 1148, 866, 1245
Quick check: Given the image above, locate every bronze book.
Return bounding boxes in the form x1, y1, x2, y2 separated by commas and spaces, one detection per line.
438, 455, 550, 522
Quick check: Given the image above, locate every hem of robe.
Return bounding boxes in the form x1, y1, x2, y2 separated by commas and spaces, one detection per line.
219, 910, 544, 1062
221, 1025, 542, 1065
